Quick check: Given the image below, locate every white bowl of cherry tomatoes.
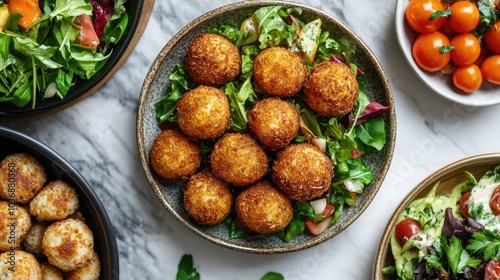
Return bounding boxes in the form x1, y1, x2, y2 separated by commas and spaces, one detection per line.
395, 0, 500, 106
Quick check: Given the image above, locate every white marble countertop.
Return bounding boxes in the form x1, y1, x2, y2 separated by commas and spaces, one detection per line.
3, 0, 500, 279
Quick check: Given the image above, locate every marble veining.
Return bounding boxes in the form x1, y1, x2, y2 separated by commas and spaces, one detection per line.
2, 0, 500, 279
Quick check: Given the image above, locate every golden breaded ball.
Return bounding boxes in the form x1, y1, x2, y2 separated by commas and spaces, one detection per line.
149, 129, 201, 181
272, 143, 334, 201
248, 98, 300, 150
0, 250, 42, 279
253, 47, 307, 98
0, 200, 31, 251
42, 218, 94, 272
185, 33, 241, 86
40, 262, 63, 280
23, 222, 49, 257
235, 181, 293, 234
65, 251, 100, 280
183, 170, 233, 226
177, 85, 231, 140
304, 60, 359, 117
0, 153, 46, 203
29, 180, 79, 222
210, 133, 268, 186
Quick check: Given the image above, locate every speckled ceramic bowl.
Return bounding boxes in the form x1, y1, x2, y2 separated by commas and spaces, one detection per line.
0, 126, 119, 279
395, 0, 500, 106
373, 153, 500, 279
137, 0, 396, 254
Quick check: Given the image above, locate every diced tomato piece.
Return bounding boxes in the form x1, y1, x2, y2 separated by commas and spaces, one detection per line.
485, 260, 500, 280
351, 149, 361, 159
75, 14, 100, 49
9, 0, 42, 30
305, 215, 333, 236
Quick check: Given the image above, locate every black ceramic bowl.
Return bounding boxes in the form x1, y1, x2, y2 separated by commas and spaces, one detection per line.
0, 126, 119, 279
0, 0, 144, 120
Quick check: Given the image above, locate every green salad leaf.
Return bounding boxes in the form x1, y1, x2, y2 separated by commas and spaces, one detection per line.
0, 0, 129, 109
176, 254, 200, 280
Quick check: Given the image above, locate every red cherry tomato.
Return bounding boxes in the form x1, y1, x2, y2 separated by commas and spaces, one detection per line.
485, 260, 500, 280
459, 191, 471, 218
490, 185, 500, 216
452, 64, 483, 94
395, 218, 422, 246
405, 0, 447, 33
481, 55, 500, 85
450, 33, 481, 66
484, 20, 500, 54
412, 31, 451, 72
449, 1, 480, 33
305, 215, 333, 236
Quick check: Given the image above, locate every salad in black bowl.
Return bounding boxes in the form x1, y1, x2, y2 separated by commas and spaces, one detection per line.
0, 0, 143, 119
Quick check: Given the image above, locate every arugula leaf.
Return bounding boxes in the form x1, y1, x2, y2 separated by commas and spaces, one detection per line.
50, 0, 92, 20
477, 0, 499, 35
467, 230, 500, 261
226, 217, 247, 239
176, 254, 200, 280
154, 64, 192, 123
254, 6, 299, 49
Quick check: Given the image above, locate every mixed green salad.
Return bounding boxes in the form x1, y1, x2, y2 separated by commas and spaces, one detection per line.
0, 0, 129, 109
155, 6, 390, 242
383, 166, 500, 280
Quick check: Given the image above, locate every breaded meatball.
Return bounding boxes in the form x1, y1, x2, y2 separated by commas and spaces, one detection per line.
185, 33, 241, 86
0, 153, 46, 203
253, 47, 307, 98
0, 200, 32, 251
177, 85, 231, 140
23, 222, 49, 257
149, 129, 201, 181
210, 133, 268, 186
29, 180, 79, 222
0, 250, 42, 279
248, 98, 300, 150
272, 143, 334, 201
65, 251, 100, 280
40, 262, 63, 280
42, 219, 93, 272
183, 169, 233, 226
304, 60, 359, 117
235, 181, 293, 234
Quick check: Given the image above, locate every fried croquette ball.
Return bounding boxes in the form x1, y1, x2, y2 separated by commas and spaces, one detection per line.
23, 222, 49, 257
0, 250, 42, 279
272, 143, 334, 201
42, 219, 93, 272
235, 181, 293, 234
149, 129, 201, 181
248, 98, 300, 150
177, 85, 231, 140
304, 60, 359, 117
0, 153, 46, 203
65, 251, 100, 280
210, 133, 268, 186
0, 200, 31, 251
253, 47, 307, 98
183, 170, 233, 226
29, 180, 79, 222
40, 262, 63, 280
185, 33, 241, 86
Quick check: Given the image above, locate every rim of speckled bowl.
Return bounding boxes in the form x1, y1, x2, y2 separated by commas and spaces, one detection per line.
137, 0, 396, 254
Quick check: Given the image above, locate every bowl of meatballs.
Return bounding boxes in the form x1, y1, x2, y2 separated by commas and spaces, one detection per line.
0, 126, 119, 278
137, 0, 396, 253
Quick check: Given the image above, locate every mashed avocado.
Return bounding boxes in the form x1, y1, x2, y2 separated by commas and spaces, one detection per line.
391, 182, 465, 280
